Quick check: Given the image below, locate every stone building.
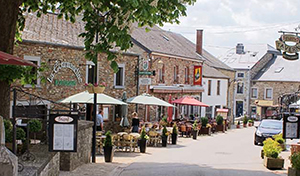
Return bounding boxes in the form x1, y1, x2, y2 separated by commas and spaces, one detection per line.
251, 54, 300, 119
219, 43, 279, 119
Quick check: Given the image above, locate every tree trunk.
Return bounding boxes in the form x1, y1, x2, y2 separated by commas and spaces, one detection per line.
0, 0, 22, 118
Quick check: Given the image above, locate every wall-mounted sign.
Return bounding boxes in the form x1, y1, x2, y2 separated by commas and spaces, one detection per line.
193, 66, 202, 86
49, 114, 78, 152
142, 58, 149, 71
139, 71, 152, 75
54, 80, 76, 86
283, 113, 300, 139
139, 78, 151, 85
276, 34, 300, 60
47, 61, 82, 83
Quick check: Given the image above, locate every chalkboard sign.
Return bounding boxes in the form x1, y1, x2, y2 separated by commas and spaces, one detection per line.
49, 114, 78, 152
283, 112, 300, 139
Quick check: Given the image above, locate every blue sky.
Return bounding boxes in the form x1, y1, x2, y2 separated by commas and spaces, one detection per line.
162, 0, 300, 57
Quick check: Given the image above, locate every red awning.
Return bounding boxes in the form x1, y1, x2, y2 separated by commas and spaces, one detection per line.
0, 51, 37, 67
172, 97, 209, 107
216, 108, 228, 113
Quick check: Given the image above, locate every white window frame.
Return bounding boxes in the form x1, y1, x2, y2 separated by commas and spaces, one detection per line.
217, 80, 221, 96
114, 63, 125, 88
236, 82, 244, 94
251, 87, 258, 99
24, 56, 41, 87
173, 66, 177, 82
264, 87, 273, 100
85, 60, 95, 84
237, 72, 244, 78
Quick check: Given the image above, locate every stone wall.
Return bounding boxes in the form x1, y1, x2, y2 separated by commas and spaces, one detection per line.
39, 152, 60, 176
60, 120, 93, 171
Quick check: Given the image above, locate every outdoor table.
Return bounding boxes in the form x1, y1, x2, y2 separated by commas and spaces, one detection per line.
117, 132, 128, 136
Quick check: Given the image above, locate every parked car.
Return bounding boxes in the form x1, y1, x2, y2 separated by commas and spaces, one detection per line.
254, 119, 282, 145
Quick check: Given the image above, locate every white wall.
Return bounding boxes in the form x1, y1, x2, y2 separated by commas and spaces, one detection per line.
201, 78, 228, 118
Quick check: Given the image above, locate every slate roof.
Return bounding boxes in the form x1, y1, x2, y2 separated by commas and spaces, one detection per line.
201, 50, 234, 71
253, 54, 300, 82
219, 44, 279, 69
202, 63, 229, 79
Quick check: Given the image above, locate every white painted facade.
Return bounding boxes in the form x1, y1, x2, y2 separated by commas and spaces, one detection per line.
201, 77, 228, 118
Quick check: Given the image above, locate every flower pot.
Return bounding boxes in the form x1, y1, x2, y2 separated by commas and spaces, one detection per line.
291, 144, 300, 155
216, 124, 224, 132
161, 135, 168, 147
243, 124, 247, 128
192, 130, 198, 140
236, 125, 240, 129
172, 133, 177, 144
86, 86, 93, 93
103, 146, 114, 162
139, 139, 147, 153
248, 123, 252, 127
263, 157, 284, 169
94, 87, 105, 93
200, 127, 211, 135
288, 167, 300, 176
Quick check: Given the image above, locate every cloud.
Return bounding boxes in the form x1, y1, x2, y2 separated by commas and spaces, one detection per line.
162, 0, 300, 57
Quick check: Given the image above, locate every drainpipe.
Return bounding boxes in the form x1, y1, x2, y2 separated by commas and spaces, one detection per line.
136, 56, 140, 112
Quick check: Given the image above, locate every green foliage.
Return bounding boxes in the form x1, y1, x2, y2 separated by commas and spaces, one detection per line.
172, 123, 178, 134
28, 119, 42, 133
263, 138, 282, 159
248, 119, 253, 123
4, 119, 13, 143
140, 126, 149, 140
237, 121, 240, 125
16, 127, 26, 141
104, 131, 113, 147
243, 116, 248, 124
273, 133, 285, 144
162, 116, 168, 123
17, 0, 195, 72
290, 152, 300, 170
216, 115, 223, 125
201, 117, 208, 127
162, 126, 168, 136
193, 120, 198, 131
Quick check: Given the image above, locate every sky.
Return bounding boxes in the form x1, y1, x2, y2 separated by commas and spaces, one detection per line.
162, 0, 300, 58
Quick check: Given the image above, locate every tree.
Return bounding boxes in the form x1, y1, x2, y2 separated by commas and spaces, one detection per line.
0, 0, 195, 118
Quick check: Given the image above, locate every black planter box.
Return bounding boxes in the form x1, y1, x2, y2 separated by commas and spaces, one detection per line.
162, 136, 168, 147
103, 146, 114, 162
192, 130, 198, 140
216, 124, 224, 132
139, 139, 147, 153
200, 127, 211, 135
172, 133, 177, 144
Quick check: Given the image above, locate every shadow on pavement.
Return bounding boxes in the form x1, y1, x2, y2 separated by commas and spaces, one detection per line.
118, 162, 285, 176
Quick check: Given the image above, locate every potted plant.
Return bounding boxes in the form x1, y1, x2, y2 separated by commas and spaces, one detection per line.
200, 117, 211, 135
243, 116, 248, 127
28, 119, 42, 144
192, 120, 198, 140
16, 127, 26, 154
161, 126, 168, 147
103, 131, 114, 162
139, 126, 149, 153
288, 152, 300, 176
273, 134, 286, 151
216, 115, 224, 132
263, 138, 284, 169
172, 123, 178, 144
248, 119, 253, 127
85, 83, 94, 93
236, 121, 240, 129
93, 82, 106, 93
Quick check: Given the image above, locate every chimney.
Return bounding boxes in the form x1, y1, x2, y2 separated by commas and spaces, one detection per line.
196, 29, 203, 55
236, 43, 244, 54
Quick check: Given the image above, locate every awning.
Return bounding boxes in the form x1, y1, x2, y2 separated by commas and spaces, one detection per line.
0, 51, 37, 67
216, 108, 228, 113
150, 85, 204, 94
172, 97, 209, 107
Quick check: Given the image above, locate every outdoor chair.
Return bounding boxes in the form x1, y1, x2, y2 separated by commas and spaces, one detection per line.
148, 131, 160, 147
122, 134, 134, 152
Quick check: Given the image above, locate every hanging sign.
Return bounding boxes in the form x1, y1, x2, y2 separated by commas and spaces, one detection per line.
193, 66, 202, 86
49, 114, 78, 152
276, 34, 300, 60
47, 61, 82, 83
283, 113, 300, 139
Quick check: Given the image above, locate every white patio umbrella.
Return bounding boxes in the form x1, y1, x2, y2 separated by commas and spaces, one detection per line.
127, 93, 174, 107
58, 91, 127, 105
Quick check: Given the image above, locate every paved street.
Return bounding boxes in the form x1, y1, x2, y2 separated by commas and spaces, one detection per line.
114, 127, 289, 176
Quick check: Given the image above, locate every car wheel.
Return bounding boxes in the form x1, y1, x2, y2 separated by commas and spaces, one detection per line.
254, 140, 258, 145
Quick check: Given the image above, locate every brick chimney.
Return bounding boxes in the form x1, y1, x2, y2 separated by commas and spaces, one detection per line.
196, 29, 203, 55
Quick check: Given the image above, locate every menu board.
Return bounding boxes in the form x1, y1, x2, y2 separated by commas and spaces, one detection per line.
285, 122, 298, 139
53, 124, 74, 150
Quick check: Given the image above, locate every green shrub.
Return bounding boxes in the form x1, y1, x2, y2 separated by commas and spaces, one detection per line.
28, 119, 42, 133
16, 127, 26, 141
201, 117, 208, 127
172, 123, 178, 135
248, 119, 253, 123
103, 131, 112, 147
140, 126, 149, 140
243, 116, 248, 124
162, 126, 168, 136
193, 120, 198, 131
4, 119, 12, 143
290, 152, 300, 170
216, 115, 223, 125
263, 138, 282, 159
273, 134, 285, 144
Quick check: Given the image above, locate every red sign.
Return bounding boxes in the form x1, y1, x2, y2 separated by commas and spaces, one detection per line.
193, 66, 202, 85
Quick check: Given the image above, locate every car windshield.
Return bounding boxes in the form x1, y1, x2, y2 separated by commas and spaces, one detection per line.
260, 120, 282, 129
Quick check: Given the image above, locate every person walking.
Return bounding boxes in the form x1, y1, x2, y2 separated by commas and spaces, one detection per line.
97, 110, 104, 131
131, 112, 139, 133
